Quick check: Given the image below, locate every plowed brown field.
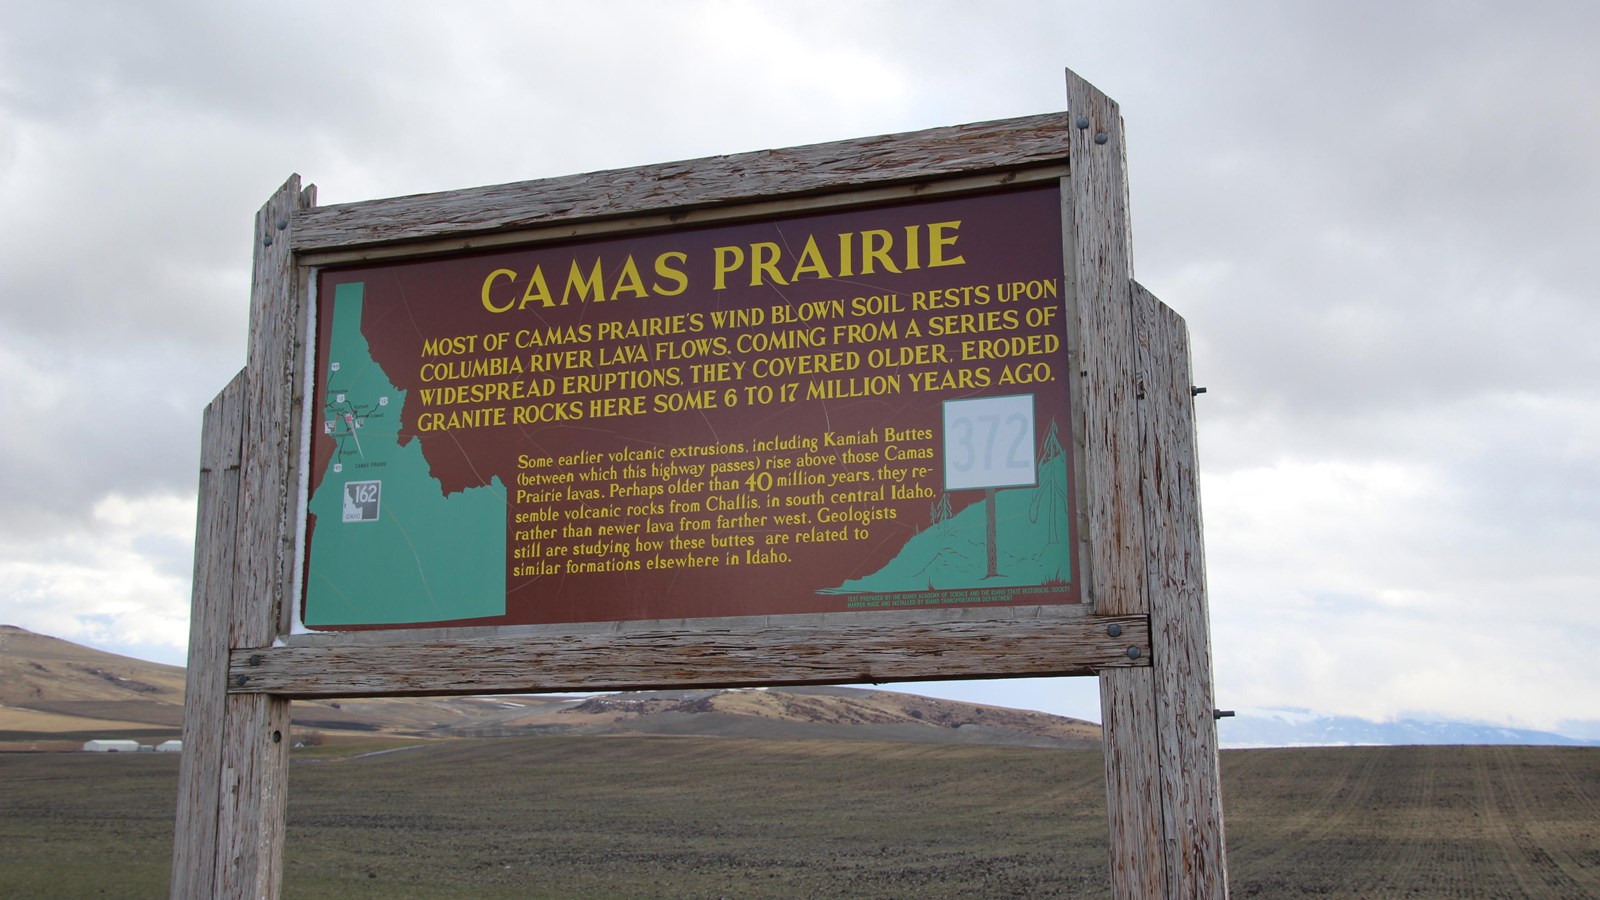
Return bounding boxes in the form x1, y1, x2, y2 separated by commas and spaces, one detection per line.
1222, 745, 1599, 898
1, 739, 1595, 897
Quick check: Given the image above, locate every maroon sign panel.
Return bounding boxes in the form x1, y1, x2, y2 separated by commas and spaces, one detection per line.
303, 185, 1079, 630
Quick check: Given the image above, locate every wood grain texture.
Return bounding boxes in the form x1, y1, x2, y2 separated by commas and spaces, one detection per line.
1063, 67, 1167, 899
1099, 666, 1165, 898
172, 177, 314, 900
236, 177, 316, 648
1064, 73, 1141, 615
227, 614, 1151, 698
217, 176, 314, 899
215, 693, 292, 898
1067, 71, 1229, 897
298, 168, 1068, 267
170, 373, 245, 900
1134, 283, 1230, 897
292, 114, 1071, 254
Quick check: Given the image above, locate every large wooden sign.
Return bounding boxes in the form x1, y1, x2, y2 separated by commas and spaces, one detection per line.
174, 69, 1229, 898
304, 186, 1079, 629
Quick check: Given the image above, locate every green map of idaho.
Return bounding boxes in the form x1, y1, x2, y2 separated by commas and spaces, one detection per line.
304, 282, 506, 626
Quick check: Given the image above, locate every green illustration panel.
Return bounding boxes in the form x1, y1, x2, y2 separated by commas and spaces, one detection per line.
304, 282, 507, 626
820, 414, 1071, 597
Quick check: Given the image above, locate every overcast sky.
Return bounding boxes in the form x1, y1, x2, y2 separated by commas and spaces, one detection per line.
3, 1, 1595, 738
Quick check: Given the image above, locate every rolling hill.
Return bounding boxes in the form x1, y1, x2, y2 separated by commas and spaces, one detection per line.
0, 625, 188, 745
0, 625, 1100, 749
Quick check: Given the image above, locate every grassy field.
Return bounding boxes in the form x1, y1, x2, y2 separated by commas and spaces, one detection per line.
1, 738, 1596, 898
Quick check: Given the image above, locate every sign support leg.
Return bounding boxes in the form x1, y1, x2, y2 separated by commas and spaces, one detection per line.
172, 375, 243, 899
1064, 69, 1229, 897
171, 176, 313, 900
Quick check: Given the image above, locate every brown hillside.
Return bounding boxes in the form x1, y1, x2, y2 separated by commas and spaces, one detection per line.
564, 687, 1100, 747
0, 625, 187, 706
0, 626, 1101, 748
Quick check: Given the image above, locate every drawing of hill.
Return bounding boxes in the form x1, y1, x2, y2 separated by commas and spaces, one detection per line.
819, 451, 1071, 595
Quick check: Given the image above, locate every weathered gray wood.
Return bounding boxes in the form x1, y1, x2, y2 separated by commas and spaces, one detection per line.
292, 114, 1072, 254
171, 372, 245, 900
1062, 69, 1174, 898
228, 614, 1151, 697
1134, 283, 1229, 896
1064, 71, 1141, 616
172, 176, 316, 900
238, 177, 316, 648
1099, 666, 1165, 897
279, 602, 1093, 648
298, 167, 1069, 267
1067, 71, 1229, 897
215, 693, 292, 897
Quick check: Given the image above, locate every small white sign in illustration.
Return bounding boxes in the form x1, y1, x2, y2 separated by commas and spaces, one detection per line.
342, 480, 382, 523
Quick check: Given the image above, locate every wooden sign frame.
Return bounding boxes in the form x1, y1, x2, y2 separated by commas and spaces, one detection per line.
173, 70, 1227, 897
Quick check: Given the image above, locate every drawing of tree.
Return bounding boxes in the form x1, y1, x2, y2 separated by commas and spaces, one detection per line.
1029, 418, 1067, 543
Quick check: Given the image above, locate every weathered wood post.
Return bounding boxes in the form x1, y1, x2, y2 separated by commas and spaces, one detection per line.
173, 177, 313, 898
1065, 70, 1229, 897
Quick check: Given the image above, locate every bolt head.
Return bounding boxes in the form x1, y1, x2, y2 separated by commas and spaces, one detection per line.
1094, 132, 1109, 145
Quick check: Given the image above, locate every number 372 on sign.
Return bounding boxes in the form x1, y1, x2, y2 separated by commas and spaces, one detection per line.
942, 395, 1037, 491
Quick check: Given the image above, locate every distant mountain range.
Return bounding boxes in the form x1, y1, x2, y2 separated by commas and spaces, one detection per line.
1219, 707, 1600, 748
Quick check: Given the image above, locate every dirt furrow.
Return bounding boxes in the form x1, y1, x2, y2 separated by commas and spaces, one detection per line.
1225, 746, 1386, 894
1484, 746, 1600, 898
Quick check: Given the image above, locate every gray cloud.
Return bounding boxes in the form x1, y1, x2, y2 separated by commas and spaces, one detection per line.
0, 0, 1594, 731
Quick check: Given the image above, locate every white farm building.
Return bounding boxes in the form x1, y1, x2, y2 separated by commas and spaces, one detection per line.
82, 739, 142, 752
156, 740, 182, 753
